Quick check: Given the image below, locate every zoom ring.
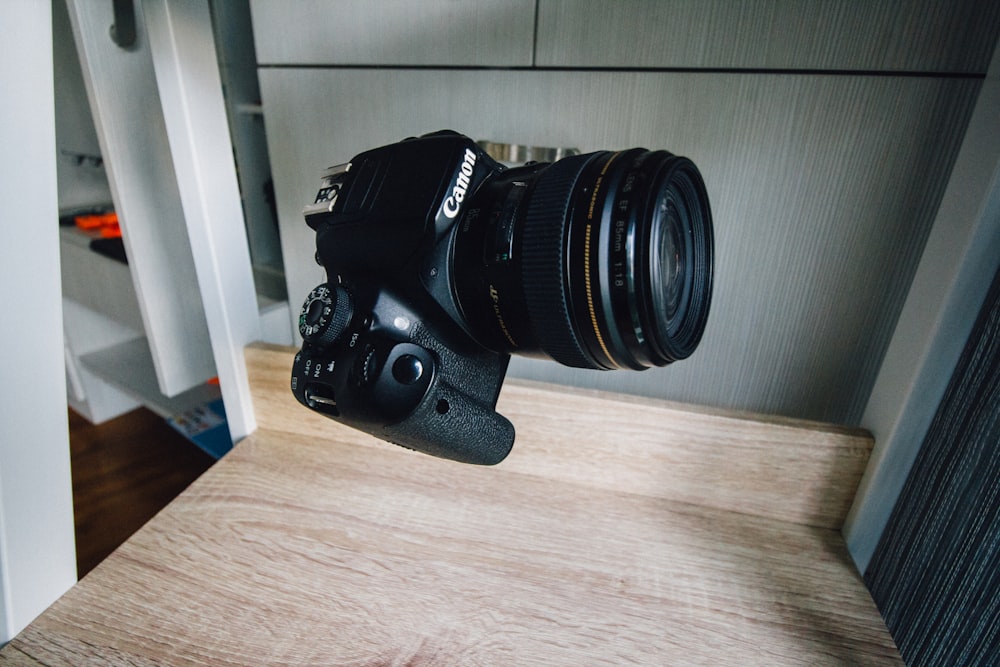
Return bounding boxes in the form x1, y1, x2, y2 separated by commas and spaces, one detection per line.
521, 153, 602, 370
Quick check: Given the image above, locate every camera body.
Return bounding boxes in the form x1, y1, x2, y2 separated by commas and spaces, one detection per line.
292, 131, 518, 465
292, 130, 715, 466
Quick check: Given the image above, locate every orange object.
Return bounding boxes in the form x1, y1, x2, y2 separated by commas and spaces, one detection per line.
75, 212, 121, 238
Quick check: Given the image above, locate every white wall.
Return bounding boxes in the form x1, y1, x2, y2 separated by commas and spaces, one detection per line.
0, 0, 78, 643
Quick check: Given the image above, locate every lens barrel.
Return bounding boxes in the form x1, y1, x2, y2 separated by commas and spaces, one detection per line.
454, 147, 713, 371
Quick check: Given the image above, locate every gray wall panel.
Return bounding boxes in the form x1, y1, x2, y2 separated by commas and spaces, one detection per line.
250, 0, 535, 66
260, 68, 977, 423
536, 0, 1000, 72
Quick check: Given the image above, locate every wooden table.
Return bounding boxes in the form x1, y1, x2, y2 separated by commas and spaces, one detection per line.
1, 343, 900, 665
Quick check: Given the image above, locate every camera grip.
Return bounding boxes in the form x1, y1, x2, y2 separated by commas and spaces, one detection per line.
381, 324, 514, 465
385, 380, 514, 465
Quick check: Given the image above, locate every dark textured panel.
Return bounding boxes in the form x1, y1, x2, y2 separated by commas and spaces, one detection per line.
865, 263, 1000, 666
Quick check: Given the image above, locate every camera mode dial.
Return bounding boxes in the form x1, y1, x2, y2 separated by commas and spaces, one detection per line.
299, 283, 354, 348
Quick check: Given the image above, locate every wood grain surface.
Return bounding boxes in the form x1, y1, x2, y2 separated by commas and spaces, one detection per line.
68, 407, 214, 578
246, 344, 874, 530
0, 344, 899, 664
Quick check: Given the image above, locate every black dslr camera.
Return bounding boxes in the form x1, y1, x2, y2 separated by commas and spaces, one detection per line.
292, 130, 713, 465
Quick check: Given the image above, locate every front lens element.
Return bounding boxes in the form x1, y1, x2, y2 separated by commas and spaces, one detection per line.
656, 201, 685, 331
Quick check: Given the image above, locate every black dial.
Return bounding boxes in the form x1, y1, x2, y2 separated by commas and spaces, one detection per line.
298, 283, 354, 347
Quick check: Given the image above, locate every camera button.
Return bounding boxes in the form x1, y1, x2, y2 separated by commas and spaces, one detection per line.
359, 345, 378, 385
392, 354, 424, 385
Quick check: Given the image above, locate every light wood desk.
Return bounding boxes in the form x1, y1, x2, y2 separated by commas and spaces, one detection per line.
2, 343, 900, 665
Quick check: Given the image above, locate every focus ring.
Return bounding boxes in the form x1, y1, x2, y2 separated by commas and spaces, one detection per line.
521, 153, 601, 370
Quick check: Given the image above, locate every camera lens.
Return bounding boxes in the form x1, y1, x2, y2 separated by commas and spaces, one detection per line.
454, 147, 713, 370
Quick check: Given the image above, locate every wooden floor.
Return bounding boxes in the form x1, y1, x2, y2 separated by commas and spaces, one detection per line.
69, 407, 215, 577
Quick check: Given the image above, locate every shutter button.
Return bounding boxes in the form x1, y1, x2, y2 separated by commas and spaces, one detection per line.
392, 354, 424, 385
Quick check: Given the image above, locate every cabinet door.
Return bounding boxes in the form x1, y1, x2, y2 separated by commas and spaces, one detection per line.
250, 0, 535, 66
535, 0, 1000, 72
260, 68, 977, 424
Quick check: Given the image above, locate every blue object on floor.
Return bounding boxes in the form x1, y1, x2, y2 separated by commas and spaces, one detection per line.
167, 398, 232, 460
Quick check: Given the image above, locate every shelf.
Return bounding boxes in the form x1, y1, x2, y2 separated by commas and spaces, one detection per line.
60, 227, 144, 333
78, 338, 220, 419
1, 343, 900, 664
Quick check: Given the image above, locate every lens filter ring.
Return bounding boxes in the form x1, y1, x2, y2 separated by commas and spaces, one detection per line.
605, 153, 713, 366
570, 149, 713, 369
565, 149, 639, 370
